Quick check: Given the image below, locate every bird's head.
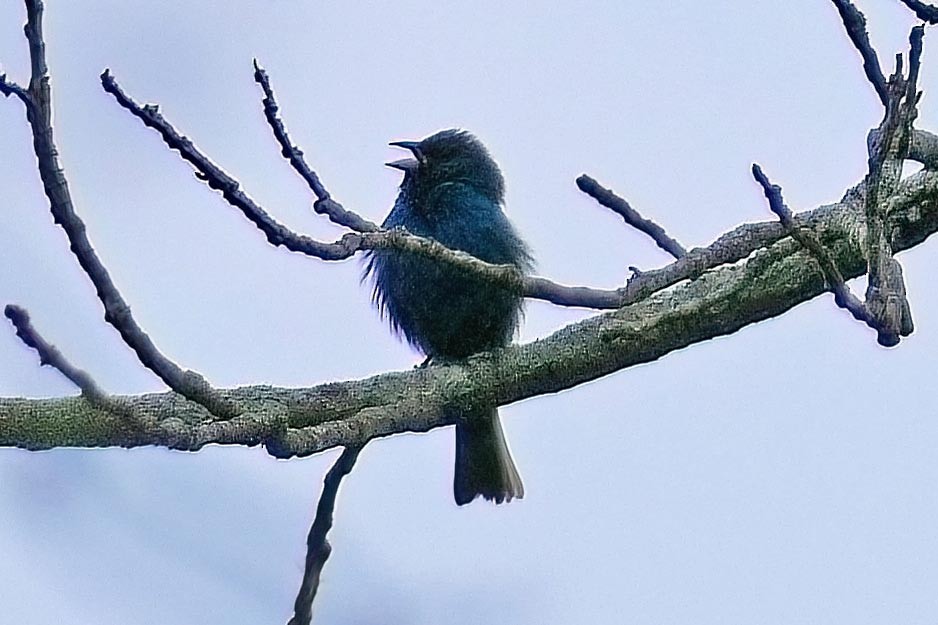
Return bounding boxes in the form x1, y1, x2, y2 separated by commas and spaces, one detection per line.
386, 129, 505, 203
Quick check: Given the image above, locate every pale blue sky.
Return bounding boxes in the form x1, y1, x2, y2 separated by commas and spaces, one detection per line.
2, 1, 938, 623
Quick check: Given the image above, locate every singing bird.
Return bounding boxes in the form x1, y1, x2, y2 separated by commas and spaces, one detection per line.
365, 129, 531, 505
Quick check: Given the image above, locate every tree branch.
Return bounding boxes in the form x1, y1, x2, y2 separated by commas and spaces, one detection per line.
287, 446, 362, 625
252, 60, 379, 234
4, 305, 110, 405
5, 165, 938, 454
861, 28, 923, 346
575, 175, 687, 259
831, 0, 889, 105
751, 164, 873, 324
0, 72, 31, 107
102, 69, 671, 310
103, 68, 847, 313
910, 128, 938, 167
2, 0, 238, 418
897, 0, 938, 24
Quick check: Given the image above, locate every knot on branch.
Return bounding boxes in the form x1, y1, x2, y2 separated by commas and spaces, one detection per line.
178, 370, 241, 419
313, 197, 337, 215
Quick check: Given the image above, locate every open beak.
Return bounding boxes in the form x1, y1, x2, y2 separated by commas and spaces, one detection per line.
385, 157, 419, 172
386, 140, 424, 172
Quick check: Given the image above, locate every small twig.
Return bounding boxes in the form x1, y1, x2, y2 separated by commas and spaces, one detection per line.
3, 0, 238, 418
751, 165, 873, 324
576, 175, 687, 259
287, 445, 362, 625
4, 304, 111, 404
831, 0, 889, 105
897, 0, 938, 24
3, 304, 142, 424
252, 60, 379, 234
0, 72, 32, 107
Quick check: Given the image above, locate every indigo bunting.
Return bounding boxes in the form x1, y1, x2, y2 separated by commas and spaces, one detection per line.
365, 129, 531, 505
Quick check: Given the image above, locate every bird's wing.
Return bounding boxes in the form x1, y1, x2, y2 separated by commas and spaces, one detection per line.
427, 182, 533, 270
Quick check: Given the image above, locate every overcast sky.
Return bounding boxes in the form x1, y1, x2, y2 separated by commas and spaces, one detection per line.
2, 1, 938, 623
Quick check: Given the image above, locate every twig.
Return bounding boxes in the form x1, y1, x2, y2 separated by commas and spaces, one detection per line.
0, 72, 31, 107
252, 60, 378, 234
3, 304, 143, 425
576, 175, 687, 259
4, 305, 110, 404
2, 0, 238, 418
287, 446, 362, 625
830, 0, 889, 105
751, 165, 873, 323
897, 0, 938, 24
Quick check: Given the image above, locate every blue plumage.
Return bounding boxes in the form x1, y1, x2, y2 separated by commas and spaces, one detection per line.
365, 129, 530, 504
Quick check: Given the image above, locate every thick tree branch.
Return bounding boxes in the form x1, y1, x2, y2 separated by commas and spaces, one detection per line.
860, 28, 922, 345
575, 175, 687, 259
910, 128, 938, 167
4, 165, 938, 454
2, 1, 237, 419
287, 445, 362, 625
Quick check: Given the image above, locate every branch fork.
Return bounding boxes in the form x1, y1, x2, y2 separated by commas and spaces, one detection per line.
750, 2, 928, 347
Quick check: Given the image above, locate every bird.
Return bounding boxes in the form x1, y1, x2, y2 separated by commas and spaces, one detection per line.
365, 129, 531, 505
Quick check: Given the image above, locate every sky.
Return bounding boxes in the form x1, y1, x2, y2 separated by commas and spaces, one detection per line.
2, 1, 938, 623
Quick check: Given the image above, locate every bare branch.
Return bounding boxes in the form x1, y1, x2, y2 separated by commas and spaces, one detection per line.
102, 70, 660, 309
252, 60, 379, 234
5, 164, 938, 455
907, 25, 925, 97
252, 60, 331, 202
861, 28, 922, 346
910, 128, 938, 167
287, 446, 362, 625
831, 0, 889, 105
2, 0, 238, 418
576, 175, 687, 259
751, 164, 873, 325
102, 69, 352, 260
4, 305, 110, 404
0, 72, 31, 106
103, 70, 806, 312
897, 0, 938, 24
101, 71, 515, 266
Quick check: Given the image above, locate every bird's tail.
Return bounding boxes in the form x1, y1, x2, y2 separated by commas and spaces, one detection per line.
454, 407, 524, 505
